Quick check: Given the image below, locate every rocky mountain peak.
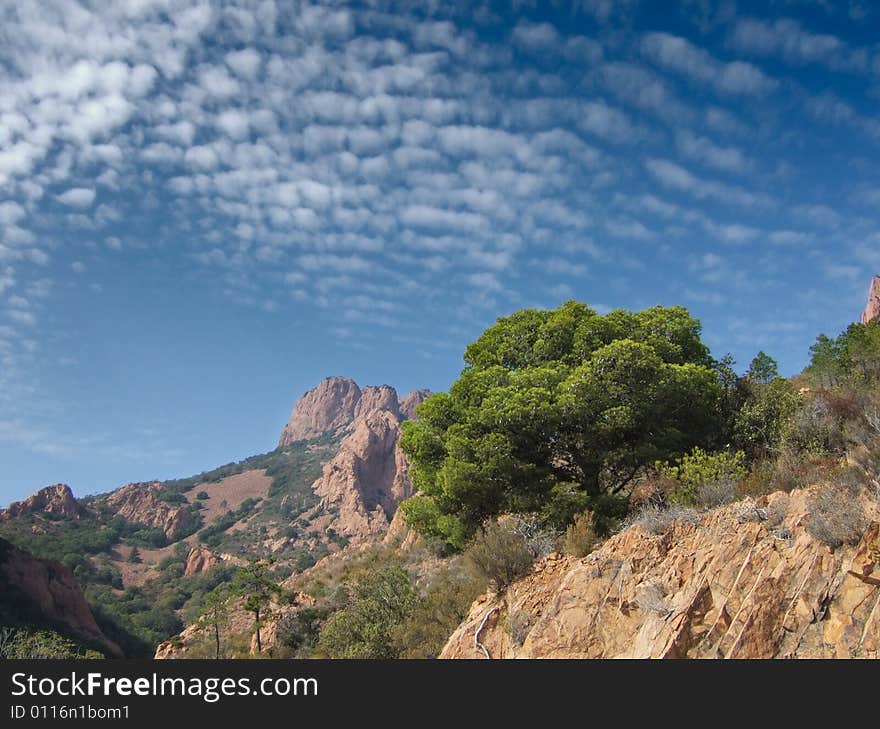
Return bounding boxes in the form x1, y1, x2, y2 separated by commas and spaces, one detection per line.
1, 483, 83, 522
278, 376, 362, 446
278, 377, 431, 446
860, 275, 880, 324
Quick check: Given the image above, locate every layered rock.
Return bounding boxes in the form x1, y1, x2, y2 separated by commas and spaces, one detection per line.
0, 537, 122, 657
1, 484, 84, 522
278, 377, 431, 446
312, 409, 414, 540
441, 488, 880, 659
861, 275, 880, 324
104, 482, 193, 540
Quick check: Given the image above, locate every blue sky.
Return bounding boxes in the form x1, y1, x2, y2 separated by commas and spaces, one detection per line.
2, 0, 880, 505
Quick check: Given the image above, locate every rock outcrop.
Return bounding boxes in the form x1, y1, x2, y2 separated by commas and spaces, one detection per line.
183, 546, 220, 577
104, 482, 193, 540
311, 409, 415, 540
1, 484, 84, 522
441, 488, 880, 659
400, 389, 432, 420
278, 376, 362, 445
861, 275, 880, 324
0, 537, 122, 657
278, 377, 431, 446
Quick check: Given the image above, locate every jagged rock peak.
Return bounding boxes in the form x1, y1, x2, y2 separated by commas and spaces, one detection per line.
1, 483, 83, 521
861, 275, 880, 324
278, 377, 431, 446
278, 376, 362, 445
400, 389, 432, 420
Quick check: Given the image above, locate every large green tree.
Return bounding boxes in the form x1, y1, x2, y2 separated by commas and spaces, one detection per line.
399, 301, 722, 549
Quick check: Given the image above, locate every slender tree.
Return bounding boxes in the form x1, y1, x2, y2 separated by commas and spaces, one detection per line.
232, 557, 281, 653
196, 585, 231, 659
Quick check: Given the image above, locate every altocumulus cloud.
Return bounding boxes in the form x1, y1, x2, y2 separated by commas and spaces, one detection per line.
0, 0, 879, 467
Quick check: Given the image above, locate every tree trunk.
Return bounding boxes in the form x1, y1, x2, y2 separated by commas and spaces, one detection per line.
254, 607, 262, 653
214, 619, 220, 660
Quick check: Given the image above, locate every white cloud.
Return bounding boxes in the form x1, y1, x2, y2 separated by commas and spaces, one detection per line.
675, 130, 751, 174
645, 159, 770, 208
728, 18, 865, 71
642, 32, 777, 96
57, 187, 96, 208
225, 48, 262, 79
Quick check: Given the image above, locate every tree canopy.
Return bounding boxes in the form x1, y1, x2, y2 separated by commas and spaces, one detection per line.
399, 301, 722, 549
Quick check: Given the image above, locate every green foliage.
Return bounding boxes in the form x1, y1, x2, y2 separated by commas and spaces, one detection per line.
733, 377, 801, 459
232, 557, 282, 652
0, 628, 102, 659
657, 447, 747, 506
399, 301, 721, 549
196, 491, 209, 500
747, 351, 779, 385
194, 585, 232, 659
392, 562, 486, 658
806, 321, 880, 388
276, 607, 330, 656
316, 565, 417, 659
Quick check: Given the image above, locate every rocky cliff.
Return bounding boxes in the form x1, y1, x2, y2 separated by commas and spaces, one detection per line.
0, 537, 122, 657
104, 482, 194, 540
440, 487, 880, 659
277, 377, 429, 542
278, 376, 430, 446
1, 484, 84, 522
311, 409, 415, 540
861, 275, 880, 324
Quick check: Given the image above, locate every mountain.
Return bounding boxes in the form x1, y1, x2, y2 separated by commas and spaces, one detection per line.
0, 376, 429, 656
0, 537, 122, 657
440, 486, 880, 659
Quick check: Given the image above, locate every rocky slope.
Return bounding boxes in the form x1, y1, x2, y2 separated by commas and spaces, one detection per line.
0, 484, 84, 522
440, 488, 880, 659
0, 537, 122, 657
861, 275, 880, 324
104, 482, 195, 540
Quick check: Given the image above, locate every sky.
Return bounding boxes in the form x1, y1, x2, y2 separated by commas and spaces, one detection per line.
2, 0, 880, 505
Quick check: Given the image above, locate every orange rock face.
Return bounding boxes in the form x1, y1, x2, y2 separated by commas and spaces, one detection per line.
1, 484, 83, 521
861, 275, 880, 324
183, 546, 220, 576
105, 482, 193, 540
311, 409, 415, 540
278, 376, 363, 445
441, 489, 880, 659
278, 377, 431, 446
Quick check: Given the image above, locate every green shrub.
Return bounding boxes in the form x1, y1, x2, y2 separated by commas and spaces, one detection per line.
657, 447, 747, 506
392, 562, 486, 659
316, 565, 417, 659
